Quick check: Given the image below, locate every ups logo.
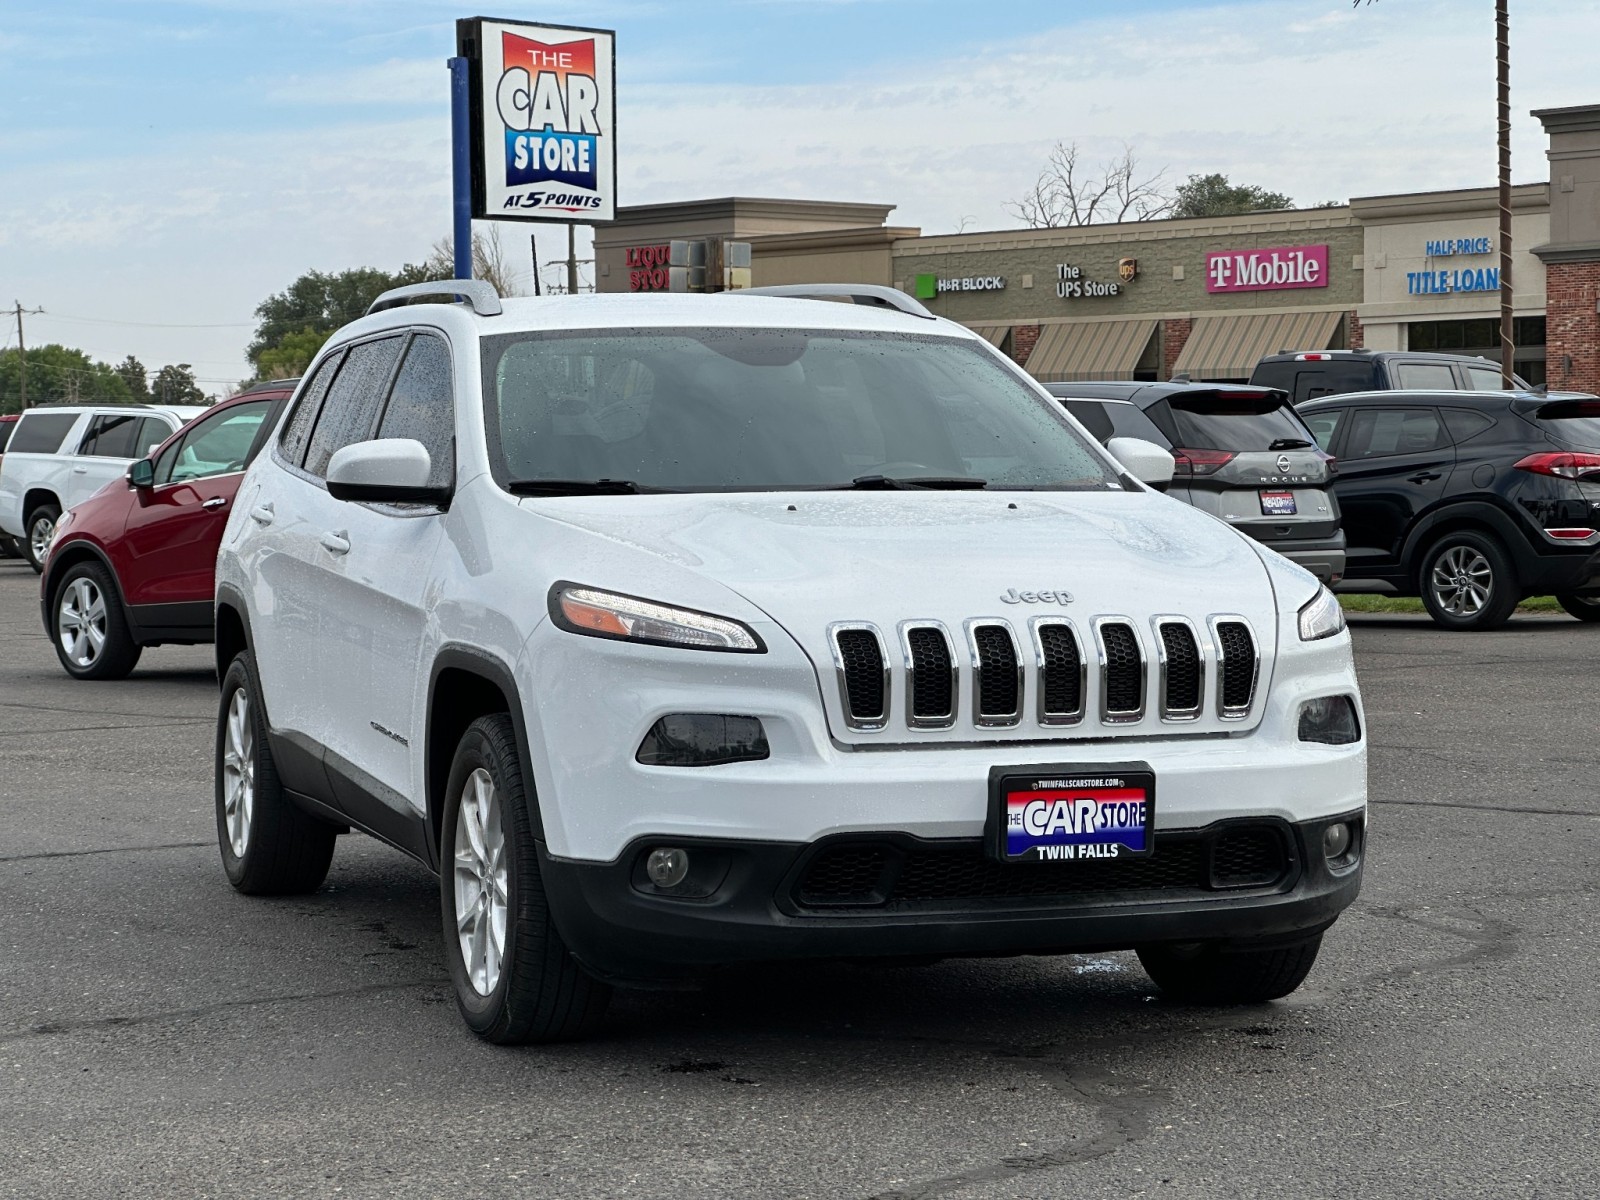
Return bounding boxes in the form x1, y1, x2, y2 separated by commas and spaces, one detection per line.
1118, 257, 1139, 284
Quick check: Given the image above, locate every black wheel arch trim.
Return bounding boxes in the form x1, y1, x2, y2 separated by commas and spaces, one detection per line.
1400, 499, 1543, 583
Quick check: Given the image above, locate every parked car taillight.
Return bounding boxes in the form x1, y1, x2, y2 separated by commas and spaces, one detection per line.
1315, 450, 1338, 477
1513, 451, 1600, 480
1171, 448, 1236, 476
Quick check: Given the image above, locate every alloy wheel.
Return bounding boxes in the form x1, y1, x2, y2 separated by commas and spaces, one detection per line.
221, 687, 255, 857
57, 577, 108, 668
29, 515, 55, 564
1430, 545, 1493, 616
453, 767, 509, 996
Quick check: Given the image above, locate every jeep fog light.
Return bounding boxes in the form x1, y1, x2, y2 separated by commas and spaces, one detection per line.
646, 847, 691, 889
1298, 695, 1361, 745
637, 714, 770, 767
550, 584, 764, 652
1323, 822, 1352, 860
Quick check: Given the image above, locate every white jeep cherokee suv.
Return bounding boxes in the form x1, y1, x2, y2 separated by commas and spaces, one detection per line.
213, 281, 1365, 1043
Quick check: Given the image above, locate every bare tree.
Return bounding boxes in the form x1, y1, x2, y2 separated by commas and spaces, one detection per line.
424, 225, 520, 296
1006, 142, 1174, 228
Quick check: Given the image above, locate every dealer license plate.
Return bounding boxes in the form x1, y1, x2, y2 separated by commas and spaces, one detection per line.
1259, 489, 1297, 516
988, 765, 1155, 863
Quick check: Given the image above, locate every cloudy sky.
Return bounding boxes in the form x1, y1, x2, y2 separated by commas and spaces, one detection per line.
3, 0, 1597, 390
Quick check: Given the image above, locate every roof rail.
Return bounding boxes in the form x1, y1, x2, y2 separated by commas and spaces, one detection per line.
366, 280, 504, 317
738, 283, 935, 320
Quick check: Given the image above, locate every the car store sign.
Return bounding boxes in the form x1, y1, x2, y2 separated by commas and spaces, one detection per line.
1205, 244, 1328, 294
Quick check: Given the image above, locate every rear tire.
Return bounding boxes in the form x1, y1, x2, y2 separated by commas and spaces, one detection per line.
1137, 933, 1323, 1004
1556, 592, 1600, 623
215, 652, 337, 895
51, 560, 142, 680
440, 713, 611, 1044
1418, 531, 1518, 631
0, 535, 18, 559
23, 503, 60, 574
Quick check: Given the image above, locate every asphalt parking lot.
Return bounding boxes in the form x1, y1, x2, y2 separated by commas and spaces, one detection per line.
2, 557, 1598, 1199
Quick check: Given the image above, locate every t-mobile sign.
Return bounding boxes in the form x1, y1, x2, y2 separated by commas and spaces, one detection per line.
1205, 244, 1329, 293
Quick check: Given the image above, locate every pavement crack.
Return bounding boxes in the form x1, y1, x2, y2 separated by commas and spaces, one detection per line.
0, 841, 211, 863
0, 979, 446, 1044
1359, 904, 1520, 985
1371, 798, 1600, 817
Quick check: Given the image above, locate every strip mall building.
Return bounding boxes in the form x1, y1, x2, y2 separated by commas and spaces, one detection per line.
595, 104, 1600, 393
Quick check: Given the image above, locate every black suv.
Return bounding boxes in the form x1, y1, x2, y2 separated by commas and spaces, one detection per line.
1046, 382, 1345, 584
1251, 350, 1529, 404
1298, 389, 1600, 629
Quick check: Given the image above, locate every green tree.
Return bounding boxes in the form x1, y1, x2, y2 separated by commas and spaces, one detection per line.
150, 363, 206, 405
115, 355, 151, 403
0, 344, 135, 412
256, 328, 331, 380
248, 266, 424, 369
1171, 174, 1295, 219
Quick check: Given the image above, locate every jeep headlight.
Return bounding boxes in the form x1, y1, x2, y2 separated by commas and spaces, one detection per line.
1297, 586, 1345, 641
550, 583, 764, 652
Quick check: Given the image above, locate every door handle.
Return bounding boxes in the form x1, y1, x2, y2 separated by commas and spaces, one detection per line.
250, 503, 275, 526
1407, 471, 1442, 483
202, 497, 228, 510
72, 466, 88, 474
320, 530, 351, 556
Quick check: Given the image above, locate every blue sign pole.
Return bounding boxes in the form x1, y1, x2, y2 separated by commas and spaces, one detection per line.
448, 56, 473, 282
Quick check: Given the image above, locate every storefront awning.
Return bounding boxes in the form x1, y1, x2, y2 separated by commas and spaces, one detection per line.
1172, 310, 1343, 380
1024, 319, 1158, 382
962, 322, 1010, 347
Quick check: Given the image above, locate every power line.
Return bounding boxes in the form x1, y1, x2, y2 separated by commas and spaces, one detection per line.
31, 311, 253, 329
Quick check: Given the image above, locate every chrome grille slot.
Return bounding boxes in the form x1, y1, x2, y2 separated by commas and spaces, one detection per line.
1031, 618, 1085, 725
1096, 620, 1145, 723
966, 620, 1022, 726
1156, 619, 1203, 720
901, 622, 956, 728
830, 623, 889, 731
1212, 618, 1258, 718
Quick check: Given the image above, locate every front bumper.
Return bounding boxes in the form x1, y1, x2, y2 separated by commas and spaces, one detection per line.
539, 812, 1364, 984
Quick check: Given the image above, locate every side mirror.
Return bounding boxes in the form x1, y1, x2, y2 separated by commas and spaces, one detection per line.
128, 459, 155, 489
1107, 436, 1176, 491
326, 438, 449, 505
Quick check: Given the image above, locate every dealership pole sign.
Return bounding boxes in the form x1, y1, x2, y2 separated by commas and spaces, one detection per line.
456, 18, 617, 224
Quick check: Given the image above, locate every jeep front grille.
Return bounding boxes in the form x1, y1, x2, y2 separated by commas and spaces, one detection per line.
827, 614, 1261, 733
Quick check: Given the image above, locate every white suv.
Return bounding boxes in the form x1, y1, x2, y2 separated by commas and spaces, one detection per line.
0, 404, 203, 570
213, 281, 1366, 1043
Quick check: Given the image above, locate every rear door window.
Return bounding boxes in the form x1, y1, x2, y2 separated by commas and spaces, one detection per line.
1165, 395, 1316, 451
1061, 400, 1113, 443
1300, 408, 1347, 451
132, 416, 175, 458
6, 412, 79, 454
1343, 408, 1450, 458
78, 412, 141, 458
278, 351, 345, 468
1394, 362, 1458, 390
1462, 364, 1507, 391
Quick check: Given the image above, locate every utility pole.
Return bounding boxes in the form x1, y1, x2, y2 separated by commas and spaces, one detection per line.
530, 234, 543, 296
566, 224, 579, 295
1496, 0, 1514, 388
13, 302, 42, 409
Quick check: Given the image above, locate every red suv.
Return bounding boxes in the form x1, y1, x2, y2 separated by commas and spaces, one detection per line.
40, 381, 298, 679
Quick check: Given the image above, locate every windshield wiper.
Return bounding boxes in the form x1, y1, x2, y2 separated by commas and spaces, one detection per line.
1267, 438, 1314, 451
839, 474, 989, 490
505, 478, 664, 496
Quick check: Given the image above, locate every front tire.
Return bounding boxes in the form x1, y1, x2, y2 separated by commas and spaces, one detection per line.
1556, 592, 1600, 623
24, 503, 60, 573
51, 561, 141, 680
1137, 934, 1323, 1004
441, 713, 610, 1044
1418, 531, 1518, 631
215, 652, 337, 894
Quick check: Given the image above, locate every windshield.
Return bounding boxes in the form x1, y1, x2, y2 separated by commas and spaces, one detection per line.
1166, 396, 1315, 452
481, 328, 1121, 492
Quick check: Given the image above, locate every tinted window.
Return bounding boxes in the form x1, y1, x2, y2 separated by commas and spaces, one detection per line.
375, 334, 454, 489
0, 421, 13, 454
1166, 396, 1314, 452
278, 350, 345, 468
159, 401, 273, 485
304, 338, 403, 478
1344, 409, 1450, 458
484, 329, 1119, 491
1441, 409, 1496, 444
1301, 408, 1346, 450
132, 416, 174, 458
79, 412, 141, 458
1251, 359, 1376, 402
1105, 402, 1170, 447
1062, 400, 1113, 443
7, 412, 79, 454
1394, 363, 1457, 390
1463, 364, 1506, 391
1531, 400, 1600, 450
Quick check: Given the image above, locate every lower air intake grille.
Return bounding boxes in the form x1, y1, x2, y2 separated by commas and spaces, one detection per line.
1100, 622, 1144, 717
906, 626, 954, 721
972, 624, 1020, 721
1210, 827, 1289, 888
834, 628, 886, 723
1159, 622, 1202, 714
795, 844, 891, 907
1036, 623, 1083, 720
1216, 621, 1257, 713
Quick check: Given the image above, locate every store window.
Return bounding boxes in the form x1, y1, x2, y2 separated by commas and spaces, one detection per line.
1407, 317, 1546, 387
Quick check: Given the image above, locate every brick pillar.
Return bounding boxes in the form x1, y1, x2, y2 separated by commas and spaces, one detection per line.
1346, 309, 1364, 350
1546, 262, 1600, 393
1010, 324, 1041, 367
1162, 317, 1193, 378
